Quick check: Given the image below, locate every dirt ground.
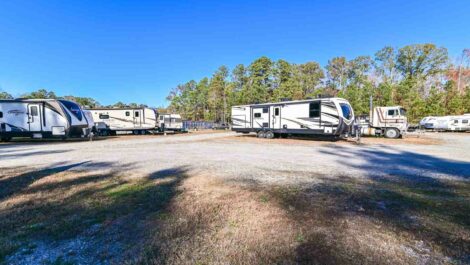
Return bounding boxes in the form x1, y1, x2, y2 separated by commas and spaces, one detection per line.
0, 131, 469, 264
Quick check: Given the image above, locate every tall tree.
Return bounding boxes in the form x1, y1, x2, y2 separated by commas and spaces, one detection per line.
374, 46, 397, 83
22, 89, 57, 99
396, 44, 448, 80
326, 57, 348, 90
0, 91, 13, 99
242, 56, 273, 104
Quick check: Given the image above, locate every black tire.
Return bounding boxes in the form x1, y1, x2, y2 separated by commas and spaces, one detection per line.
280, 133, 288, 138
257, 131, 266, 138
384, 128, 400, 139
265, 131, 275, 139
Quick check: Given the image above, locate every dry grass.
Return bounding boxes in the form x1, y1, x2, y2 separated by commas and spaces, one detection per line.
143, 174, 469, 264
1, 164, 468, 264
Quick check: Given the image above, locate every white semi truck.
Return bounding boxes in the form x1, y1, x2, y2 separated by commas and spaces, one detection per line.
356, 102, 408, 139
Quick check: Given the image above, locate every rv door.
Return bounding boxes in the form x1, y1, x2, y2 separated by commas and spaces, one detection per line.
134, 110, 142, 128
271, 106, 281, 129
28, 104, 42, 131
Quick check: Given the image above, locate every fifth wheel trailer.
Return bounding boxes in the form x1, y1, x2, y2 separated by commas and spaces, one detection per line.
88, 107, 158, 135
0, 99, 93, 141
231, 97, 355, 138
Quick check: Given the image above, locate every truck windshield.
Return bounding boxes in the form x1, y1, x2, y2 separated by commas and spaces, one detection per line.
400, 108, 406, 116
340, 103, 352, 120
59, 100, 83, 121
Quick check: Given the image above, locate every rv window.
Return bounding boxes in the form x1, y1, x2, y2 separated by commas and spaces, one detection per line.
0, 111, 2, 118
125, 111, 130, 116
340, 103, 352, 119
309, 102, 320, 118
254, 113, 261, 118
274, 108, 279, 116
99, 114, 110, 119
453, 120, 458, 124
135, 111, 140, 117
160, 116, 164, 120
30, 106, 39, 116
263, 108, 268, 113
463, 120, 469, 124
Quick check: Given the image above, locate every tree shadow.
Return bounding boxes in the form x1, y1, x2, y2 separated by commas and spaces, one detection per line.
0, 149, 72, 161
0, 161, 91, 201
270, 145, 470, 264
0, 164, 191, 264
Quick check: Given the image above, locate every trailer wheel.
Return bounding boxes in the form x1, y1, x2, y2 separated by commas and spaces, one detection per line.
384, 128, 400, 139
265, 131, 274, 139
257, 131, 266, 138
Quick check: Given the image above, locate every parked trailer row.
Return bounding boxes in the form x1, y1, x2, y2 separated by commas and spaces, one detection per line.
419, 114, 470, 132
0, 99, 183, 141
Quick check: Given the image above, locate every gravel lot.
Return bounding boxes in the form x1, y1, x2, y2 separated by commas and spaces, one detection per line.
1, 131, 469, 184
1, 131, 469, 264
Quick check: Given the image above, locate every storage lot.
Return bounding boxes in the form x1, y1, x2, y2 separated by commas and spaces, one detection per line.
1, 132, 469, 264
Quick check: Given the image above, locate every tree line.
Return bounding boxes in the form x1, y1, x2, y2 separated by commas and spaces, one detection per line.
166, 44, 470, 123
1, 44, 469, 123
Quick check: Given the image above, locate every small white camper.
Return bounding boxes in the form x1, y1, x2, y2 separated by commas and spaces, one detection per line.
0, 99, 93, 141
158, 114, 183, 131
448, 116, 470, 131
88, 107, 158, 135
231, 97, 354, 138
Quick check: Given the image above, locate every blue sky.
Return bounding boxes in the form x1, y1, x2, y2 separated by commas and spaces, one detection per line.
0, 0, 468, 106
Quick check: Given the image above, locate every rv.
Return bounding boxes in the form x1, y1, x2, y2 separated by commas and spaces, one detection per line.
419, 116, 437, 129
359, 106, 408, 138
231, 97, 354, 138
0, 99, 93, 141
158, 114, 184, 131
88, 107, 158, 135
448, 116, 470, 132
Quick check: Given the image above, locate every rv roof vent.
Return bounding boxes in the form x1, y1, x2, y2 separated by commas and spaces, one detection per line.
280, 98, 291, 102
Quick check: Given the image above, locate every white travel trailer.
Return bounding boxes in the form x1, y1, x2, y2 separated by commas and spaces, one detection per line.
88, 107, 158, 135
231, 97, 354, 138
433, 116, 453, 131
158, 114, 184, 131
0, 99, 93, 141
419, 116, 437, 129
448, 116, 470, 132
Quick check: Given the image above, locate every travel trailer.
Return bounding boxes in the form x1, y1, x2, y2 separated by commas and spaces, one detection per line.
358, 106, 408, 138
419, 116, 437, 129
0, 99, 93, 141
88, 107, 158, 135
231, 97, 354, 138
448, 116, 470, 131
158, 114, 184, 131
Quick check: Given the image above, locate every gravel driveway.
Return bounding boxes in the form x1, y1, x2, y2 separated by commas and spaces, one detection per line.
1, 132, 469, 184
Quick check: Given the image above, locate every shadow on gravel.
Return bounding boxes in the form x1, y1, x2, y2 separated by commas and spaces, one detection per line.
268, 145, 470, 264
0, 163, 190, 264
0, 149, 72, 161
236, 134, 343, 142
